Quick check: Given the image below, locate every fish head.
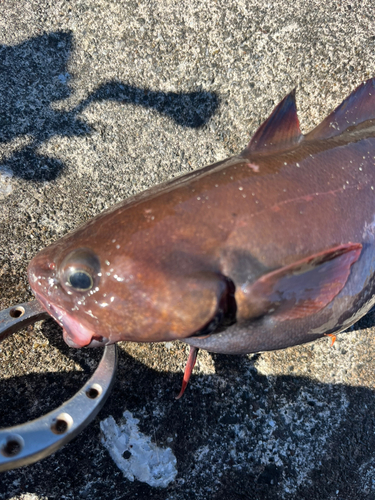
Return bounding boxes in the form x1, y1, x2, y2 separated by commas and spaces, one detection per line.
27, 230, 231, 348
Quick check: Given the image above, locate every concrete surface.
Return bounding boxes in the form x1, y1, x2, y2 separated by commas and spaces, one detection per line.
1, 1, 375, 498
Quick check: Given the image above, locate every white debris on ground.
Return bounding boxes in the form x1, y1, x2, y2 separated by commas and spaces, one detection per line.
100, 411, 177, 488
0, 167, 13, 198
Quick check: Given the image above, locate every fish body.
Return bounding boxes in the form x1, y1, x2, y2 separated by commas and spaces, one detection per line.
28, 79, 375, 359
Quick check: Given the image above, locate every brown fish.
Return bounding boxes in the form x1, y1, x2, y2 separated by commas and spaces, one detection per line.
28, 79, 375, 397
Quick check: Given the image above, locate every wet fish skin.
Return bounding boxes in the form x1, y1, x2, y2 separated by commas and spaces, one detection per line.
28, 79, 375, 359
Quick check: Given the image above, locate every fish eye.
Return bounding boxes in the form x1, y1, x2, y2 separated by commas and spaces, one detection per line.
59, 248, 100, 295
67, 270, 93, 291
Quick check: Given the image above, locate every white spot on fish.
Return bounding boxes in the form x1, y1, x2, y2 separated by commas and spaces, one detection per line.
100, 411, 177, 488
105, 260, 110, 266
246, 163, 259, 172
116, 244, 120, 249
238, 186, 243, 191
114, 275, 124, 282
100, 303, 108, 308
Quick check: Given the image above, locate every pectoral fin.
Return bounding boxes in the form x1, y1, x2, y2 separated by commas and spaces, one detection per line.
237, 243, 362, 321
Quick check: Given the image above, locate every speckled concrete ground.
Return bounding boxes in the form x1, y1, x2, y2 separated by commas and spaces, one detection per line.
1, 1, 375, 499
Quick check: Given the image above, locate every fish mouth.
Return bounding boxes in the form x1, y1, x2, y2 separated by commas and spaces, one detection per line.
33, 292, 97, 348
85, 336, 112, 348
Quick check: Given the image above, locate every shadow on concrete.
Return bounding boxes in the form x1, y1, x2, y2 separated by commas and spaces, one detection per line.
0, 31, 220, 182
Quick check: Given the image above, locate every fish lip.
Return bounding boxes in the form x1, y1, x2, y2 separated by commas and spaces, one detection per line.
33, 291, 95, 348
32, 291, 64, 327
63, 329, 85, 348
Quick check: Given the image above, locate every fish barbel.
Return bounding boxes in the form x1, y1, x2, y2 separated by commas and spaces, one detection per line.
28, 79, 375, 396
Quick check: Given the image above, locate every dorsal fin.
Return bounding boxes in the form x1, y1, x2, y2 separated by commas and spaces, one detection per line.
306, 78, 375, 141
242, 90, 303, 156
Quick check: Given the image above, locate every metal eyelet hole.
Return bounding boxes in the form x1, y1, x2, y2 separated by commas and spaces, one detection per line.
1, 435, 24, 457
9, 306, 25, 319
51, 413, 73, 435
86, 383, 102, 399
